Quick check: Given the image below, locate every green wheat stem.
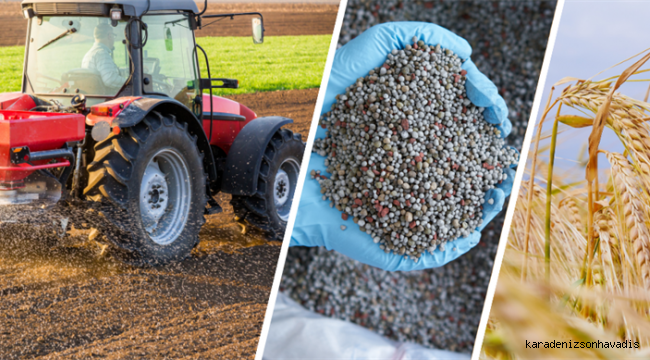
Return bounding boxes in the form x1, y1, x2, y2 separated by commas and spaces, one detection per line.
545, 106, 562, 291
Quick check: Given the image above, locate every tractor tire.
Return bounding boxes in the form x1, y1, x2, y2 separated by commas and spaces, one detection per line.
231, 128, 304, 241
84, 111, 207, 266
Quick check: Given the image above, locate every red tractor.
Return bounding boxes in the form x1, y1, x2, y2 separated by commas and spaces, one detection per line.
0, 0, 304, 265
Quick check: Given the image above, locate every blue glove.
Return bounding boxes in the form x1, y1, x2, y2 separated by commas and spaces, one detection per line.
290, 22, 515, 271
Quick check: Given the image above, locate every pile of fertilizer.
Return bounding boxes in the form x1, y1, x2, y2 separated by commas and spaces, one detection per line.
281, 1, 556, 354
280, 245, 496, 352
313, 38, 517, 260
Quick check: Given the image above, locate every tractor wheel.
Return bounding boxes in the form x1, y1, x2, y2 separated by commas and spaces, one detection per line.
84, 111, 207, 265
231, 128, 304, 241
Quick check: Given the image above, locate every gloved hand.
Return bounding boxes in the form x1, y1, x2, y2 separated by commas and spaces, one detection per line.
290, 22, 515, 271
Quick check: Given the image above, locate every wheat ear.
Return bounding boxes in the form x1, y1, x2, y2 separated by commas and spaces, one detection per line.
594, 208, 622, 293
607, 152, 650, 289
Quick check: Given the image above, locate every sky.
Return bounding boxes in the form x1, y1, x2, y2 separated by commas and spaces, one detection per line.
533, 0, 650, 181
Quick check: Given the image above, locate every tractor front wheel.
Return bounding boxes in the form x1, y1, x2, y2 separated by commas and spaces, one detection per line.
84, 111, 207, 265
231, 128, 304, 241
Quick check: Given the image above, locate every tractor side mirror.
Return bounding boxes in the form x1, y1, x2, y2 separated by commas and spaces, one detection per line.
200, 78, 239, 90
165, 27, 173, 51
252, 17, 263, 44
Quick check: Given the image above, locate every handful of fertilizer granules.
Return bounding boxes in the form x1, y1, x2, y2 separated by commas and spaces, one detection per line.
312, 37, 517, 261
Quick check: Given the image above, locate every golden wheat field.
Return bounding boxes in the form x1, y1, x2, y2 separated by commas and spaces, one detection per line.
480, 49, 650, 359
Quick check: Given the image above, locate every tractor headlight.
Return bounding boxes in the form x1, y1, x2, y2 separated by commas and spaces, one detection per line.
23, 8, 34, 19
110, 8, 122, 21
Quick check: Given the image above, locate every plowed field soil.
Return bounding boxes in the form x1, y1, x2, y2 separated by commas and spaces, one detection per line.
0, 3, 339, 46
225, 88, 320, 136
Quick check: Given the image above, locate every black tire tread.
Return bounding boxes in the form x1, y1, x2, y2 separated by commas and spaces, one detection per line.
231, 128, 304, 241
83, 111, 207, 264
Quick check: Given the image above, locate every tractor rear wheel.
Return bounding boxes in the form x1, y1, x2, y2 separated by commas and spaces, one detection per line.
231, 128, 303, 241
84, 111, 207, 265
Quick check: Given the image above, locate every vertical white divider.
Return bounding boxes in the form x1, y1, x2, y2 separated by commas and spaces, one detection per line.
254, 1, 349, 358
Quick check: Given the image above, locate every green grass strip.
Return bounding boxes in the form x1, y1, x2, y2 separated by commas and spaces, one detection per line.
0, 46, 25, 94
196, 35, 330, 95
0, 35, 330, 95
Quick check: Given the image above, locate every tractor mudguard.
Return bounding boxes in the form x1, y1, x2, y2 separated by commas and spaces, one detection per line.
110, 97, 218, 182
221, 116, 293, 196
